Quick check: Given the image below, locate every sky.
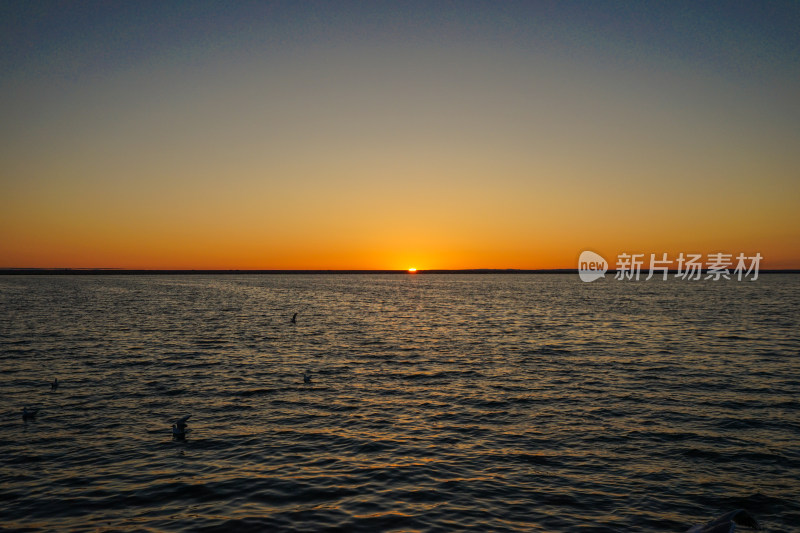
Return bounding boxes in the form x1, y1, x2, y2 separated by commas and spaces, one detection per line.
1, 1, 798, 270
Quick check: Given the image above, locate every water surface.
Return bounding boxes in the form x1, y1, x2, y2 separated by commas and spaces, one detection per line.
1, 274, 798, 531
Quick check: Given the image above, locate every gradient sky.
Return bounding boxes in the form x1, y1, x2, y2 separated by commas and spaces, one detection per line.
1, 1, 798, 269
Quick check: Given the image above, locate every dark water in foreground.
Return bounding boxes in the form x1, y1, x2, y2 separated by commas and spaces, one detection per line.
1, 274, 799, 532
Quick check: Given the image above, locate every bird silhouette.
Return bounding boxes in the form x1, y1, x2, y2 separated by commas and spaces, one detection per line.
172, 414, 192, 439
686, 509, 760, 532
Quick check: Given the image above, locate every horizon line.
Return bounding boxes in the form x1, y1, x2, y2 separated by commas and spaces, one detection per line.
2, 268, 799, 275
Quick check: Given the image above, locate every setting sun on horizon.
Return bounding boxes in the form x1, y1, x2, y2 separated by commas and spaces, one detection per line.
1, 3, 798, 270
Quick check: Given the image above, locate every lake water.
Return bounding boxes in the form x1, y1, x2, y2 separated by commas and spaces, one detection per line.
1, 274, 798, 531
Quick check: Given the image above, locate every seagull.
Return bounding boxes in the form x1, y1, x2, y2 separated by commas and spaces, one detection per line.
172, 414, 192, 439
291, 313, 297, 324
686, 509, 761, 533
22, 407, 39, 421
303, 371, 312, 384
51, 378, 58, 391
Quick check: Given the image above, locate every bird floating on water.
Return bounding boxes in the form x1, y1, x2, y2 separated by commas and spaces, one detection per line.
51, 378, 58, 391
172, 414, 192, 439
22, 407, 39, 421
686, 509, 761, 532
303, 371, 312, 384
291, 313, 297, 324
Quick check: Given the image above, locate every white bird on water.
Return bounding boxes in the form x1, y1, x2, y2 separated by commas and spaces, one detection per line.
172, 414, 192, 438
686, 509, 760, 533
22, 407, 39, 421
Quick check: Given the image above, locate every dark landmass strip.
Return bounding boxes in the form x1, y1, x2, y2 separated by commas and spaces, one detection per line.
0, 268, 572, 275
1, 269, 798, 275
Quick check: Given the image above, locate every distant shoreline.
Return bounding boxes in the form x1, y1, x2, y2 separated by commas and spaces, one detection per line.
1, 268, 799, 275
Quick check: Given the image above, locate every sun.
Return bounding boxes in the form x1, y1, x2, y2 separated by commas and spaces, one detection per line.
408, 268, 417, 273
